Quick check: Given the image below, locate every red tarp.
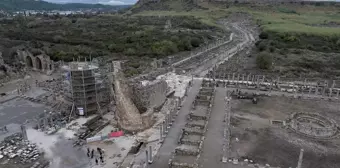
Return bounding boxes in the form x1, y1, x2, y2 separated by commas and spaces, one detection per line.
109, 131, 124, 138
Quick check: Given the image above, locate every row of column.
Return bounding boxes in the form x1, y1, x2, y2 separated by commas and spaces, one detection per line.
222, 93, 231, 163
159, 105, 177, 143
210, 72, 340, 99
144, 98, 180, 167
210, 73, 266, 83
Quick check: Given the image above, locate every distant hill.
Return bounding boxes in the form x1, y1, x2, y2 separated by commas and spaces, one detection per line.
0, 0, 131, 11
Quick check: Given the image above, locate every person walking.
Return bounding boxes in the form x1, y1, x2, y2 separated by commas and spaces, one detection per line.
91, 149, 94, 159
87, 148, 90, 157
97, 147, 102, 155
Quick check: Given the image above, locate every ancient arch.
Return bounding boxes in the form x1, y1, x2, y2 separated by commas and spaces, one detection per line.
44, 61, 48, 70
35, 57, 42, 70
26, 56, 33, 68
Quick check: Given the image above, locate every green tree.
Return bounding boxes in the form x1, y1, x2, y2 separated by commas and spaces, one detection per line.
256, 52, 273, 69
336, 39, 340, 47
178, 37, 192, 51
190, 37, 201, 47
259, 32, 268, 39
124, 48, 136, 56
151, 40, 178, 57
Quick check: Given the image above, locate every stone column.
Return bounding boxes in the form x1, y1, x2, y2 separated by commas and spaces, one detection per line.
145, 150, 149, 168
247, 74, 250, 86
315, 86, 318, 95
297, 149, 304, 168
232, 73, 235, 81
262, 75, 265, 83
308, 87, 312, 97
160, 125, 163, 142
37, 119, 41, 130
43, 110, 48, 130
50, 114, 53, 127
163, 120, 167, 134
329, 88, 332, 98
148, 146, 153, 163
168, 113, 172, 126
294, 82, 298, 98
256, 76, 260, 92
21, 125, 28, 140
191, 75, 194, 86
322, 87, 326, 97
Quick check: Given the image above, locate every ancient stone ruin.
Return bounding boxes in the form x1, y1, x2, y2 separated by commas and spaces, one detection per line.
287, 112, 339, 139
109, 61, 157, 132
169, 79, 215, 168
17, 50, 55, 74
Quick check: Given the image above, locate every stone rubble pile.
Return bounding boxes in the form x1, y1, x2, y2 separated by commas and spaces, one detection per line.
0, 133, 47, 167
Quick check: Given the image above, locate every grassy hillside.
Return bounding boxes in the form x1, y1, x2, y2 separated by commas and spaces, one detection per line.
134, 2, 340, 50
134, 2, 340, 34
132, 2, 340, 78
0, 0, 130, 11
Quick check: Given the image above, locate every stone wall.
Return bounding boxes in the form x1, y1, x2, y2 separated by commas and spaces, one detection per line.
288, 112, 338, 138
109, 61, 154, 132
16, 50, 54, 74
131, 79, 168, 113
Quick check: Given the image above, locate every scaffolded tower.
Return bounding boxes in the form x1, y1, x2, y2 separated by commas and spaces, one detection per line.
63, 62, 100, 116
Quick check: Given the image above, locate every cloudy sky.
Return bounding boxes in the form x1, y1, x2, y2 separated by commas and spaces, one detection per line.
43, 0, 137, 5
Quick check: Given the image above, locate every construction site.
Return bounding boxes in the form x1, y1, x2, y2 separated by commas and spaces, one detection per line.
0, 12, 339, 168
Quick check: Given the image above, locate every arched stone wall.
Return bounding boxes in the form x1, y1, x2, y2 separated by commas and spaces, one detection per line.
35, 57, 42, 70
19, 50, 54, 73
26, 56, 33, 68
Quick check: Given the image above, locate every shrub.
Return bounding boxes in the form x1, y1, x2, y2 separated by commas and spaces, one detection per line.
257, 41, 267, 51
259, 32, 269, 39
336, 39, 340, 47
256, 52, 273, 69
178, 37, 192, 51
190, 37, 201, 47
124, 48, 136, 56
151, 40, 178, 57
269, 46, 275, 53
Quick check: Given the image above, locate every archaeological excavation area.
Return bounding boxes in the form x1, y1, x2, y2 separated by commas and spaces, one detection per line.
160, 60, 340, 168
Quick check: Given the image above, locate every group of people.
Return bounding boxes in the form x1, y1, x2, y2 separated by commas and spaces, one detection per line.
87, 147, 105, 165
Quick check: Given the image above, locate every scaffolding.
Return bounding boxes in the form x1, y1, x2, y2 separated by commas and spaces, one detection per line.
62, 62, 100, 116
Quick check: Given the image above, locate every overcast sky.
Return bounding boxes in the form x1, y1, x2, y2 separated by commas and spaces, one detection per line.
43, 0, 137, 5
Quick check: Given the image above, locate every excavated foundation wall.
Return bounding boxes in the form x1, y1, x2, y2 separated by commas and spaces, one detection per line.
109, 61, 155, 132
131, 80, 168, 113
